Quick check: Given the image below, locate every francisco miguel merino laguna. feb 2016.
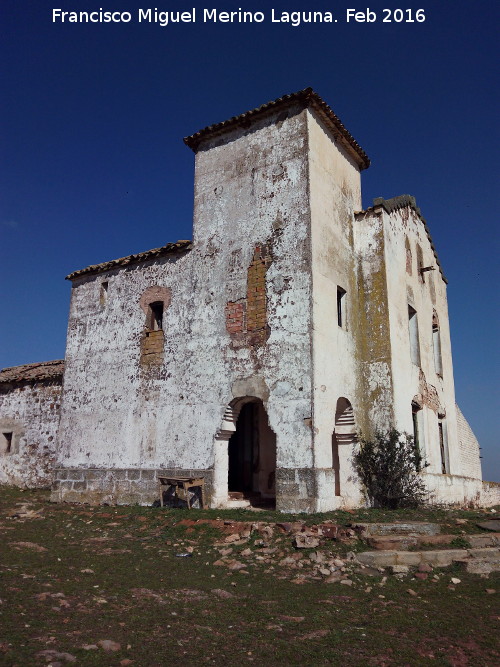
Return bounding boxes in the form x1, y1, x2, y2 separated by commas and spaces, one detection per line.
52, 8, 426, 26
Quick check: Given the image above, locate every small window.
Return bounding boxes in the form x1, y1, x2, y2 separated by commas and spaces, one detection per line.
100, 281, 108, 306
1, 432, 13, 454
337, 287, 346, 328
432, 312, 443, 376
408, 305, 421, 366
416, 244, 424, 283
148, 301, 164, 331
405, 237, 412, 275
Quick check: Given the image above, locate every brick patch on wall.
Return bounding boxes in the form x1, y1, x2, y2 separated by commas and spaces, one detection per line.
225, 244, 272, 346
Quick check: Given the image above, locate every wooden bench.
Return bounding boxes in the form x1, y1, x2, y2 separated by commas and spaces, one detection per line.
158, 476, 205, 509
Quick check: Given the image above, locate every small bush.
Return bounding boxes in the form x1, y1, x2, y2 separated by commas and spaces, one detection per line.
353, 429, 428, 509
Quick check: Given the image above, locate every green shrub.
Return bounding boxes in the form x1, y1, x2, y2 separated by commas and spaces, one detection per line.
353, 429, 428, 509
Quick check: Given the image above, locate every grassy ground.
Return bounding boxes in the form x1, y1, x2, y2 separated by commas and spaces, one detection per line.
0, 487, 498, 666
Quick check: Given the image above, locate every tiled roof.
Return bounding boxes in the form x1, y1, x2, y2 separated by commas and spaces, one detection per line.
184, 88, 370, 170
66, 240, 192, 281
0, 360, 64, 385
359, 195, 447, 283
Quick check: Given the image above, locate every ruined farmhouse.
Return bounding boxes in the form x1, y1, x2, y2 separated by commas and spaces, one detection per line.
1, 89, 494, 510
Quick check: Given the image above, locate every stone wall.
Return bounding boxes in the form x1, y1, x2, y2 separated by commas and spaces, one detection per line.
51, 468, 213, 507
0, 365, 63, 487
455, 404, 482, 480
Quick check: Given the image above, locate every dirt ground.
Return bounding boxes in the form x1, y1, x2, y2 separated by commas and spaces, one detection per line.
0, 487, 498, 666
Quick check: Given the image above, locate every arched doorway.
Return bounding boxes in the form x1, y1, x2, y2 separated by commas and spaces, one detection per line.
332, 398, 356, 497
221, 397, 276, 507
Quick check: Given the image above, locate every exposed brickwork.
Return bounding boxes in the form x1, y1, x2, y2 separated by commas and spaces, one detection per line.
225, 302, 245, 334
225, 244, 272, 346
247, 245, 270, 332
416, 370, 441, 413
140, 330, 165, 365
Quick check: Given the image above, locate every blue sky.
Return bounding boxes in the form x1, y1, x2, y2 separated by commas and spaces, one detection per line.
1, 0, 499, 479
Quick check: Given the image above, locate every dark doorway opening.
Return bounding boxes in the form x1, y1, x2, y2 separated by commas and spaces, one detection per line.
228, 399, 276, 507
228, 402, 255, 493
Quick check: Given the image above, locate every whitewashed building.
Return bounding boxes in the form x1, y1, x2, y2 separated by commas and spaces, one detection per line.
2, 90, 492, 509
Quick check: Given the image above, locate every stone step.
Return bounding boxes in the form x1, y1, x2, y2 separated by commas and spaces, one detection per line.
225, 499, 251, 509
366, 532, 500, 551
353, 521, 441, 537
356, 546, 500, 571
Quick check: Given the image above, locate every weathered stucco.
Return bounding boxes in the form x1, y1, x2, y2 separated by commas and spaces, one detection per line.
0, 90, 486, 509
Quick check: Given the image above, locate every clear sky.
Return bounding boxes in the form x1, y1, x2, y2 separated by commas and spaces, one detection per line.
1, 0, 498, 479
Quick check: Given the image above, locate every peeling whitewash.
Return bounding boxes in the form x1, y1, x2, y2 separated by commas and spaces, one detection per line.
1, 89, 493, 508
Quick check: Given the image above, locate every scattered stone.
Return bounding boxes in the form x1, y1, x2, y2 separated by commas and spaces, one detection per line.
319, 568, 331, 576
82, 645, 99, 650
415, 572, 428, 580
333, 559, 345, 568
299, 629, 329, 640
227, 560, 246, 571
476, 520, 500, 532
276, 522, 293, 533
211, 589, 234, 599
260, 526, 274, 540
224, 534, 241, 543
37, 650, 76, 663
80, 568, 94, 574
213, 560, 226, 567
407, 589, 418, 597
485, 589, 496, 594
340, 579, 353, 586
450, 577, 461, 585
278, 615, 305, 622
324, 572, 342, 583
464, 561, 494, 575
120, 660, 134, 666
240, 548, 252, 557
320, 525, 339, 540
98, 640, 121, 652
354, 566, 380, 577
455, 519, 468, 524
418, 562, 433, 573
391, 565, 409, 575
10, 541, 48, 552
294, 534, 320, 549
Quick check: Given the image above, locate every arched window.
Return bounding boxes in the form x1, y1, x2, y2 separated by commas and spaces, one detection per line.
432, 311, 443, 376
408, 305, 421, 366
332, 398, 356, 497
411, 401, 423, 455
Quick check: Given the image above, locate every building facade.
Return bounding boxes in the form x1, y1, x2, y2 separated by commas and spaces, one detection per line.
1, 89, 492, 509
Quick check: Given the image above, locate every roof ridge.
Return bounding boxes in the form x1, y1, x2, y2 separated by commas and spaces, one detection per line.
66, 240, 192, 281
184, 88, 370, 170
